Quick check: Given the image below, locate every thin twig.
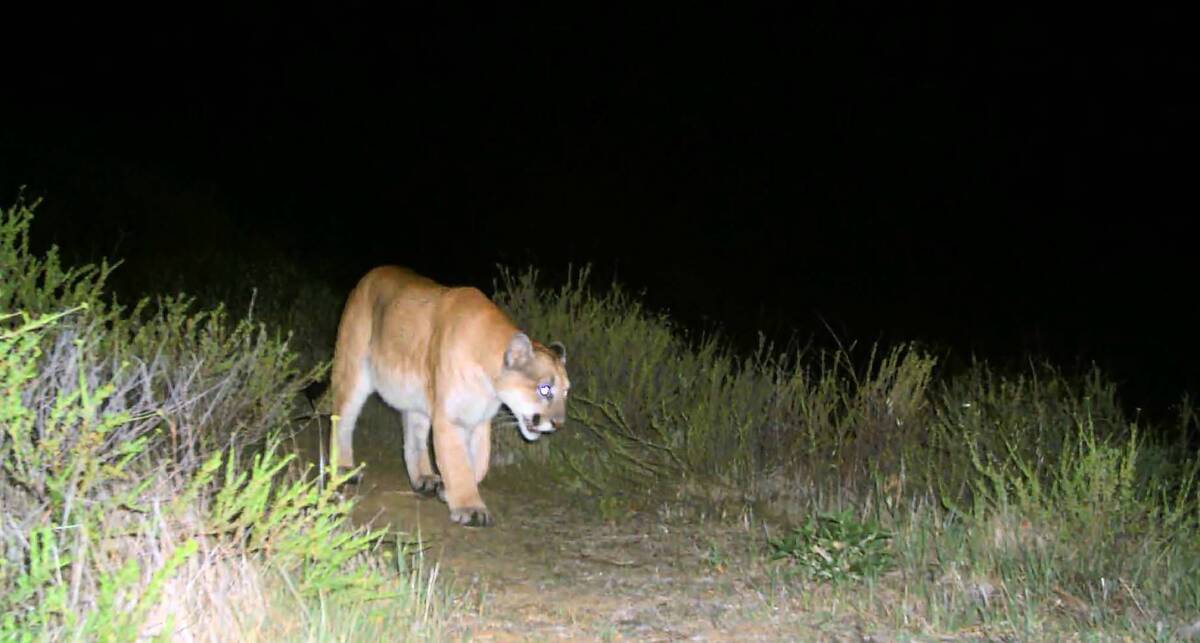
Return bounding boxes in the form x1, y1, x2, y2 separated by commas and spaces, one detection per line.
577, 550, 641, 567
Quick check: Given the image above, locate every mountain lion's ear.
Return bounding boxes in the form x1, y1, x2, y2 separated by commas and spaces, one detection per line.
549, 341, 567, 365
504, 332, 534, 368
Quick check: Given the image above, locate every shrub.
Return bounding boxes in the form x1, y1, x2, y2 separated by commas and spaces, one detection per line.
1, 197, 439, 640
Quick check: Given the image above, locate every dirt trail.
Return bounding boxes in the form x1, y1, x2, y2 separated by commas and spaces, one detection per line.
292, 407, 867, 641
349, 469, 831, 642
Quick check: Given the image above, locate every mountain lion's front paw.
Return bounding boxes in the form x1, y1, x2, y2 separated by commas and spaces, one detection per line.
449, 506, 493, 527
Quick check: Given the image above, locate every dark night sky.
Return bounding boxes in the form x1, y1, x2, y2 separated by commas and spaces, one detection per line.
1, 5, 1196, 419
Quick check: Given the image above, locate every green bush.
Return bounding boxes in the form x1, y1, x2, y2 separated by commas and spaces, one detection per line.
490, 265, 939, 497
1, 198, 440, 640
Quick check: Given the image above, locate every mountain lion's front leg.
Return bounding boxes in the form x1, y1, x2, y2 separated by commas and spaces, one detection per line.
469, 419, 491, 484
432, 415, 492, 527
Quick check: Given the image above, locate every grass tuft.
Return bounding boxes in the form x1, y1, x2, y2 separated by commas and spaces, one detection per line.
767, 508, 896, 583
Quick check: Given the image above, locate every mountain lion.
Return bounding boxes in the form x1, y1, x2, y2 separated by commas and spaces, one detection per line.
329, 265, 570, 527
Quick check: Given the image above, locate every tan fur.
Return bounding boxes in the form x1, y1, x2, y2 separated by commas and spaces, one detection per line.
330, 265, 570, 527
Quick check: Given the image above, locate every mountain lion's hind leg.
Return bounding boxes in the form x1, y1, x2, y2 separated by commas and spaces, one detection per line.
330, 363, 371, 480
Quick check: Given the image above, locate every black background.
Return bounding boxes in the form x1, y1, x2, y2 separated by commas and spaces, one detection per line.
1, 4, 1195, 421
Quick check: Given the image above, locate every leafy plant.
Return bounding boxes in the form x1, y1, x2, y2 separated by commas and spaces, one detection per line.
702, 539, 728, 573
766, 509, 895, 583
1, 197, 443, 640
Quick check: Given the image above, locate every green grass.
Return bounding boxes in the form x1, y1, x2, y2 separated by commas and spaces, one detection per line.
491, 264, 1200, 639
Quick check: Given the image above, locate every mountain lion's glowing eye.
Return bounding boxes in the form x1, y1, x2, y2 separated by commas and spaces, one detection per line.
537, 383, 553, 399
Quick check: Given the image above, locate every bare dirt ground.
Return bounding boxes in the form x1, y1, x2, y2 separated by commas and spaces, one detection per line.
291, 402, 886, 641
348, 467, 876, 642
